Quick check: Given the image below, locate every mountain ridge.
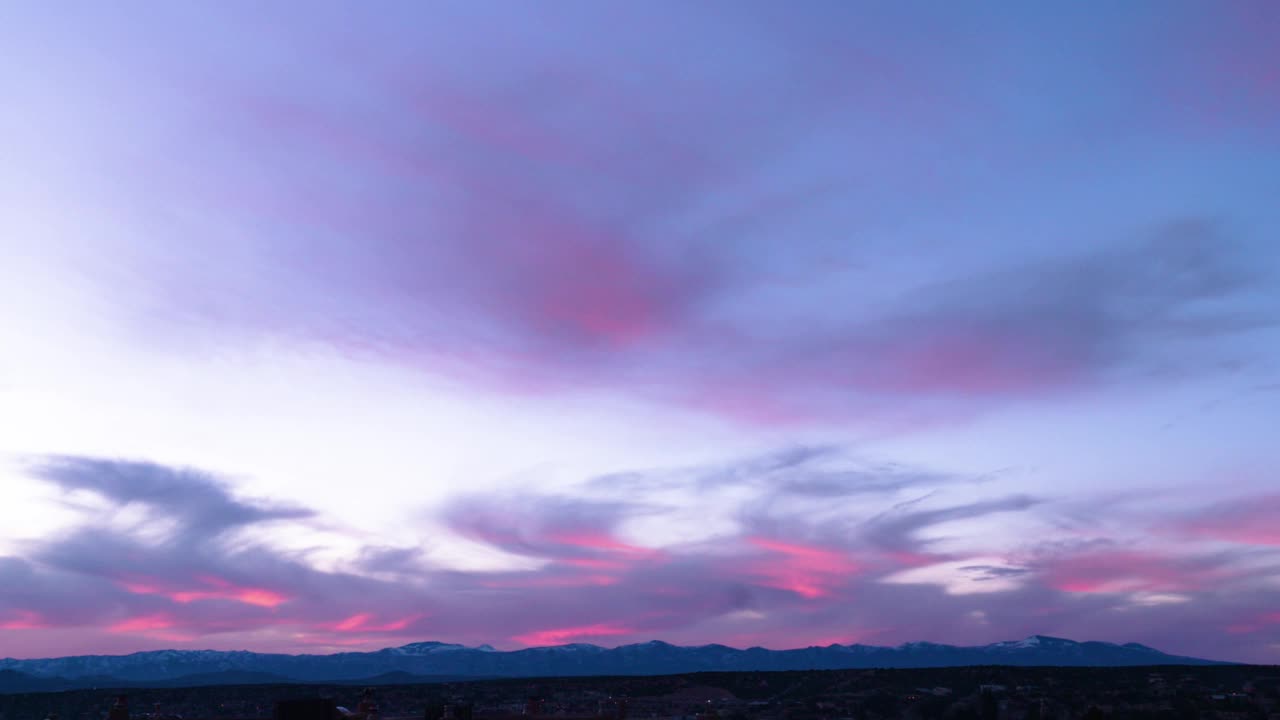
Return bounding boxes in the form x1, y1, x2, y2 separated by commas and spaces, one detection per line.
0, 635, 1232, 692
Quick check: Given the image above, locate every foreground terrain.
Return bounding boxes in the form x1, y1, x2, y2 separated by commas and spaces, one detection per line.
2, 664, 1279, 720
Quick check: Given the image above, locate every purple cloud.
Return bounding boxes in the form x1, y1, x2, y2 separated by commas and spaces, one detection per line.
4, 453, 1278, 662
1173, 494, 1280, 546
34, 3, 1269, 428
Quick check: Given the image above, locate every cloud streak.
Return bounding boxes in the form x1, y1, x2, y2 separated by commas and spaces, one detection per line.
2, 453, 1277, 662
24, 3, 1272, 429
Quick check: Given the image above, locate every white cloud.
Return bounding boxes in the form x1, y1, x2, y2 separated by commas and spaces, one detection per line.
881, 558, 1026, 595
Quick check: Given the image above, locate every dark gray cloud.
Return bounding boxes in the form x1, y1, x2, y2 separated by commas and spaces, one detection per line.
355, 546, 427, 575
585, 445, 956, 502
442, 492, 667, 562
860, 495, 1043, 553
28, 456, 312, 541
957, 565, 1033, 581
730, 219, 1276, 415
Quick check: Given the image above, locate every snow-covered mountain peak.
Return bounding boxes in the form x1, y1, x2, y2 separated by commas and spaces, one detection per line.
987, 635, 1078, 651
530, 643, 604, 653
392, 641, 471, 655
897, 641, 949, 651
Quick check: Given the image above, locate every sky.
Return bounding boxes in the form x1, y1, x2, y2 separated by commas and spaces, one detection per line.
1, 1, 1278, 664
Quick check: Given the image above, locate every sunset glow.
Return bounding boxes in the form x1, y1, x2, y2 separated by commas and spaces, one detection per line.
1, 0, 1278, 665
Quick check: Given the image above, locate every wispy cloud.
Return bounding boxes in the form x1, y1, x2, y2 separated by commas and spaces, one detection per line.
3, 452, 1278, 662
23, 2, 1272, 430
1173, 494, 1280, 546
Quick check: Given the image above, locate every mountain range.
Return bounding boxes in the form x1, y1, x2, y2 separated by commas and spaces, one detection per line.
0, 636, 1229, 693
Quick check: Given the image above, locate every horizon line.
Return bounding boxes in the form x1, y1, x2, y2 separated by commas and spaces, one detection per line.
1, 634, 1192, 662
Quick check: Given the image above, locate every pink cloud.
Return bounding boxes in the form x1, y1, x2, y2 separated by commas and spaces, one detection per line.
445, 499, 668, 585
173, 588, 288, 607
481, 574, 619, 589
216, 74, 720, 360
545, 531, 663, 558
512, 623, 635, 647
0, 610, 47, 630
329, 613, 423, 633
117, 574, 290, 608
558, 557, 628, 571
1226, 612, 1280, 636
291, 634, 381, 648
110, 26, 1262, 435
8, 453, 1280, 662
744, 537, 863, 599
108, 614, 179, 634
1042, 550, 1225, 595
1152, 1, 1280, 135
858, 331, 1085, 396
1175, 495, 1280, 546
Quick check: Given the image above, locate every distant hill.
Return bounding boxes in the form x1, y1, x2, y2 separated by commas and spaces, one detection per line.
147, 670, 298, 687
334, 671, 490, 686
0, 636, 1230, 691
0, 669, 73, 694
0, 668, 299, 694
